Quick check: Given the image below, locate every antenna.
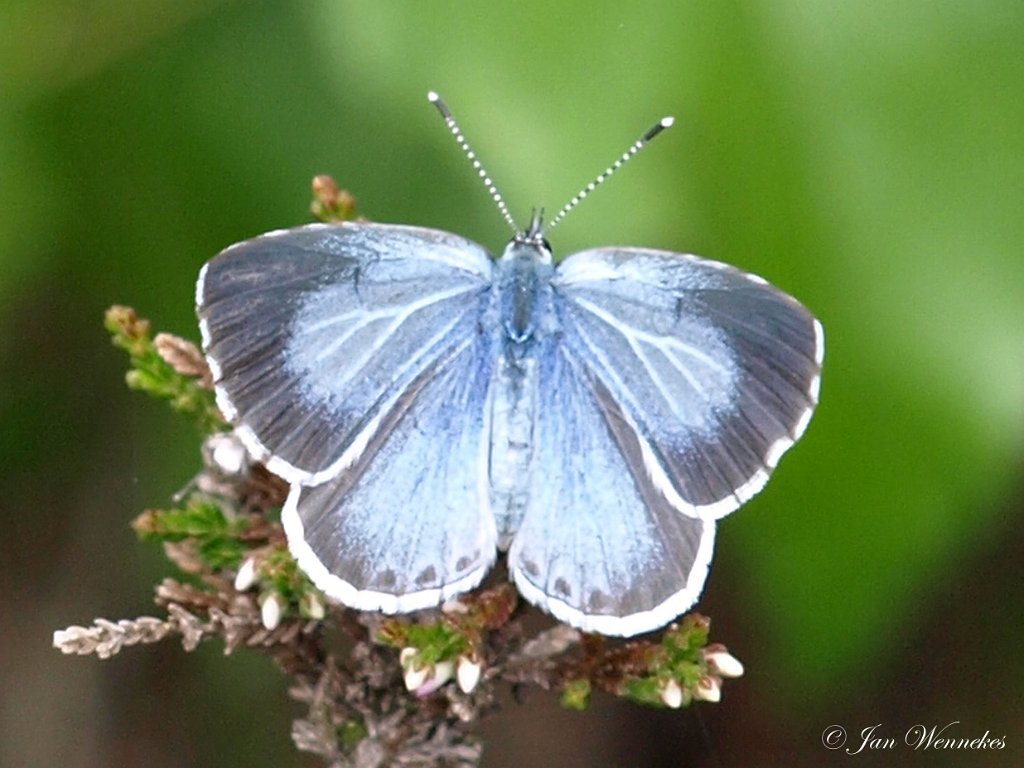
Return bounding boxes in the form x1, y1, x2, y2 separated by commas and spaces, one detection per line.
428, 91, 519, 235
545, 115, 675, 234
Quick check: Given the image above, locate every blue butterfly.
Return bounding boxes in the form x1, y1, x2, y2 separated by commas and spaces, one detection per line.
196, 94, 823, 637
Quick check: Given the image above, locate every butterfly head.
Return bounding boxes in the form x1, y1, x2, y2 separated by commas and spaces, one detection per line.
500, 209, 553, 265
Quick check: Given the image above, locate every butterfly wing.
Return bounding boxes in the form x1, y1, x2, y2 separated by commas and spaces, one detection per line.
509, 247, 823, 635
508, 339, 717, 635
197, 222, 499, 611
552, 247, 823, 518
282, 326, 498, 611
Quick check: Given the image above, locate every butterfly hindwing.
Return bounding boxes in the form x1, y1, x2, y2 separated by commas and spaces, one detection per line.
508, 339, 716, 636
283, 328, 498, 612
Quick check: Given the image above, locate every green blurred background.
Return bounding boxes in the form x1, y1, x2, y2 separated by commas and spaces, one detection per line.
3, 2, 1022, 766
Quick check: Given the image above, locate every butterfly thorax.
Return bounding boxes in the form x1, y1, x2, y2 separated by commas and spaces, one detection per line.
490, 237, 555, 547
496, 237, 553, 346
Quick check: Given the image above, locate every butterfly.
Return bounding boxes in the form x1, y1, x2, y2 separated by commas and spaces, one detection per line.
196, 94, 823, 637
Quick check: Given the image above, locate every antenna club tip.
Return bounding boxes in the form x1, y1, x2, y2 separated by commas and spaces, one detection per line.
427, 90, 440, 102
661, 116, 675, 128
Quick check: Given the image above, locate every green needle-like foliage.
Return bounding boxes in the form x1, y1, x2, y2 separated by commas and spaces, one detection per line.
105, 305, 225, 433
132, 499, 249, 571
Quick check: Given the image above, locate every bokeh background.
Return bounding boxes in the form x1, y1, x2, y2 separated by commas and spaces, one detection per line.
3, 2, 1022, 766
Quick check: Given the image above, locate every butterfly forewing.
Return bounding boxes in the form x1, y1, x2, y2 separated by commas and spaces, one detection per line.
551, 247, 823, 520
197, 222, 494, 484
198, 222, 502, 609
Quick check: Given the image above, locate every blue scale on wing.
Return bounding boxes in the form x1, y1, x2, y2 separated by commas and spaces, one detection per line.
508, 339, 714, 636
552, 248, 822, 515
283, 326, 498, 610
198, 223, 494, 481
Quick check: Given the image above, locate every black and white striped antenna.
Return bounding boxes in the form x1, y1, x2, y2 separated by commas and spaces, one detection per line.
428, 90, 673, 236
428, 91, 519, 235
545, 115, 674, 235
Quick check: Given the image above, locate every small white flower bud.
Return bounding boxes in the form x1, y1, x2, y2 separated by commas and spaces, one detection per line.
705, 649, 744, 678
209, 433, 247, 475
441, 598, 469, 614
418, 660, 454, 696
661, 679, 684, 709
433, 660, 455, 685
260, 593, 283, 630
234, 558, 258, 591
694, 675, 721, 703
408, 660, 454, 697
456, 655, 482, 694
403, 662, 429, 692
299, 591, 325, 620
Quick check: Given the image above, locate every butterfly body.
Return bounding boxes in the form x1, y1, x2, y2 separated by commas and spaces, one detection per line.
489, 225, 556, 543
198, 219, 822, 636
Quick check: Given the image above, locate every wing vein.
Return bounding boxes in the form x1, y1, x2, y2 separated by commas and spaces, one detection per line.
564, 304, 704, 427
571, 295, 729, 373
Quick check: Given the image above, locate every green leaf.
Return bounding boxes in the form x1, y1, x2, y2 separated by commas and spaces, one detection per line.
197, 536, 246, 571
390, 622, 469, 666
339, 718, 367, 750
259, 547, 319, 603
621, 677, 665, 708
560, 678, 592, 711
133, 499, 248, 570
